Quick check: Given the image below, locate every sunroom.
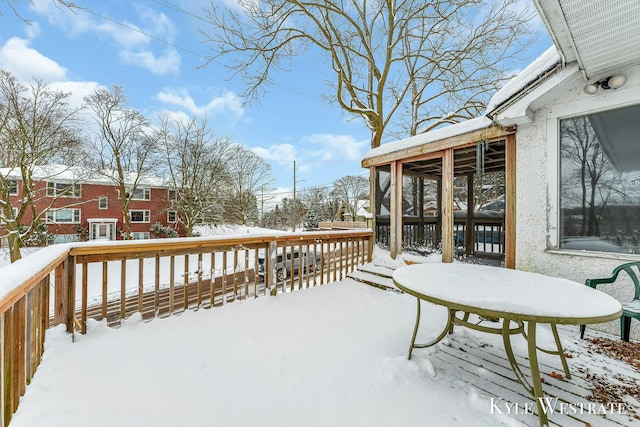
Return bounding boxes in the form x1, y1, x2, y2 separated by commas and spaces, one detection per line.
362, 118, 516, 268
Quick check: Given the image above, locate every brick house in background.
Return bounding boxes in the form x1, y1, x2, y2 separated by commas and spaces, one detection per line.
1, 165, 183, 244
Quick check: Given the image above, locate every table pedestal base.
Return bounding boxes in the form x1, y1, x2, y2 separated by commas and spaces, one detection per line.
407, 298, 571, 427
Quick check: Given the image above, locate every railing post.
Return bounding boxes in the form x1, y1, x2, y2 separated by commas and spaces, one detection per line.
54, 256, 75, 331
53, 262, 66, 327
65, 255, 76, 334
267, 241, 277, 296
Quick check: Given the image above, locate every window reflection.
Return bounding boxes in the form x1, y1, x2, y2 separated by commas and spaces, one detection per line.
559, 104, 640, 254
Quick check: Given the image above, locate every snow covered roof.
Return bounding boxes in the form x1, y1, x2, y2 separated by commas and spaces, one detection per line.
485, 46, 562, 117
355, 199, 373, 219
362, 116, 493, 164
0, 165, 167, 187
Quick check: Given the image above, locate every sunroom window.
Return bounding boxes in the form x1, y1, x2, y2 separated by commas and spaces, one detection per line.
559, 103, 640, 254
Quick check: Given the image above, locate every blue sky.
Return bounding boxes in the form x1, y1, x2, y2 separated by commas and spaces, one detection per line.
0, 0, 551, 204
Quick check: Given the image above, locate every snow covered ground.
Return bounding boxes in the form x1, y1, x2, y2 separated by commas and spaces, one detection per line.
9, 267, 636, 427
11, 278, 533, 427
4, 228, 638, 427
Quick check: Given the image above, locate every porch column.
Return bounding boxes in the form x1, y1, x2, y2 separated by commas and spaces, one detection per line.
442, 149, 454, 262
368, 166, 376, 261
505, 134, 516, 269
389, 161, 403, 259
418, 177, 425, 244
465, 173, 475, 256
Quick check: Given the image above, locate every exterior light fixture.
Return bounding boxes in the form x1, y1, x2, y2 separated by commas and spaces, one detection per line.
584, 74, 627, 94
605, 74, 627, 89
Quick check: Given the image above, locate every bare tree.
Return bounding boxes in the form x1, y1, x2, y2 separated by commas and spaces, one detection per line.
158, 115, 233, 236
0, 69, 84, 262
1, 0, 78, 22
332, 175, 369, 220
223, 145, 273, 225
84, 86, 158, 239
560, 117, 620, 236
200, 0, 533, 149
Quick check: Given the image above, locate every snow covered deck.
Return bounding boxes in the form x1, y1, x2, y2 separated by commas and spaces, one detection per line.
8, 279, 640, 427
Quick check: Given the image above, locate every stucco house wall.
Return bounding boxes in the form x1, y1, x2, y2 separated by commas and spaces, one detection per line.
512, 63, 640, 337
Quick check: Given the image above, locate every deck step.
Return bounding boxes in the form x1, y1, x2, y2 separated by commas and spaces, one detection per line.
347, 268, 400, 292
356, 263, 396, 278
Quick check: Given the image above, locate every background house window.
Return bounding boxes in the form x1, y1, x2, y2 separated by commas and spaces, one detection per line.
131, 231, 150, 240
168, 189, 177, 201
46, 182, 81, 198
0, 207, 18, 224
129, 187, 150, 200
99, 196, 108, 209
167, 210, 177, 223
559, 103, 640, 254
7, 180, 18, 195
130, 210, 150, 223
46, 208, 81, 224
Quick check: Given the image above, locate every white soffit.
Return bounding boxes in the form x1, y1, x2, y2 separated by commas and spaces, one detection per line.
535, 0, 640, 80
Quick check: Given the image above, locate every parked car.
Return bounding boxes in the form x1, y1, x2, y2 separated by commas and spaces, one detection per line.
257, 249, 320, 281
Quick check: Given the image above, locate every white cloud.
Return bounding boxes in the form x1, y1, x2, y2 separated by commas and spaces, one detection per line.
156, 89, 200, 114
206, 91, 244, 117
119, 48, 180, 75
50, 80, 102, 110
156, 88, 244, 118
251, 144, 297, 162
24, 21, 41, 39
0, 37, 67, 82
29, 1, 180, 75
305, 134, 367, 161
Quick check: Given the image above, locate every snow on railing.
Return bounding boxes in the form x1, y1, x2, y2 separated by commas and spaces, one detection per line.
0, 230, 373, 426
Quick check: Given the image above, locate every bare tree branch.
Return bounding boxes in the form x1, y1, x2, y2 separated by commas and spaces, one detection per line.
200, 0, 534, 148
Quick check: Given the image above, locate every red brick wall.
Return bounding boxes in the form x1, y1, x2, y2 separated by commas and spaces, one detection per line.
2, 179, 184, 241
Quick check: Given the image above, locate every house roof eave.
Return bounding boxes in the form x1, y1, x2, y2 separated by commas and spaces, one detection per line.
362, 117, 515, 168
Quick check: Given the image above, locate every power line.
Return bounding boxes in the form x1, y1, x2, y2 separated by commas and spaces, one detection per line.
78, 4, 327, 102
150, 0, 333, 80
79, 6, 209, 61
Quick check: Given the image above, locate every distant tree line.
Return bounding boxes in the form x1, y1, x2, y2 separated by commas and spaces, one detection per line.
262, 175, 369, 231
0, 70, 369, 262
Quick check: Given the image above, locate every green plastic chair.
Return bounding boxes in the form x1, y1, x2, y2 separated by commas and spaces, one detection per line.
580, 261, 640, 341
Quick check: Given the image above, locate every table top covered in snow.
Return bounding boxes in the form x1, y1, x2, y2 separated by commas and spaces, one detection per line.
393, 263, 622, 324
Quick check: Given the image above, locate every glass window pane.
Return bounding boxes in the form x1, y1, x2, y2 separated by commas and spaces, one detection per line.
559, 104, 640, 254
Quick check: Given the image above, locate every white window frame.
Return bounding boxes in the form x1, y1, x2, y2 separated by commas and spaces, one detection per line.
546, 88, 640, 252
46, 182, 81, 198
131, 231, 150, 240
167, 210, 177, 223
98, 196, 108, 210
46, 208, 81, 224
129, 210, 150, 223
129, 187, 150, 201
0, 207, 18, 224
8, 180, 18, 196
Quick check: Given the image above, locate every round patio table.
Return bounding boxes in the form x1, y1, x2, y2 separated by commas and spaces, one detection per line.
392, 263, 622, 427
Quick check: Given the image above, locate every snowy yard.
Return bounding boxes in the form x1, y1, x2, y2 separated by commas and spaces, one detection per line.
8, 275, 640, 427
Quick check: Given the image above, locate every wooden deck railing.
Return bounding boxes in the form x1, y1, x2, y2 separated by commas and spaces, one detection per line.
375, 216, 505, 256
0, 230, 373, 426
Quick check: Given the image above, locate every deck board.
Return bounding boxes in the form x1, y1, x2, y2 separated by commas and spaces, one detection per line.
414, 322, 640, 427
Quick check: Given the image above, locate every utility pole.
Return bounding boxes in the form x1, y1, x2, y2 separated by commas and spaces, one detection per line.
260, 185, 264, 227
292, 160, 296, 231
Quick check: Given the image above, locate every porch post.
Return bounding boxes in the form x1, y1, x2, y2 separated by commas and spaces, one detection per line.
465, 173, 475, 256
442, 149, 454, 262
389, 161, 403, 259
505, 134, 516, 269
418, 178, 425, 244
368, 166, 376, 260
